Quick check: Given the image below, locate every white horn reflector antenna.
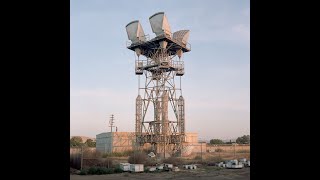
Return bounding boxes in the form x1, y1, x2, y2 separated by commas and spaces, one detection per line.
173, 30, 190, 45
149, 12, 172, 37
125, 20, 146, 44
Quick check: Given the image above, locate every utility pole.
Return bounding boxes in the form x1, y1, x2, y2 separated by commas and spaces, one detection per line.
109, 114, 115, 132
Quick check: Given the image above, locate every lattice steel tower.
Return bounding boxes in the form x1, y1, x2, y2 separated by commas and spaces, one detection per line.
125, 12, 191, 157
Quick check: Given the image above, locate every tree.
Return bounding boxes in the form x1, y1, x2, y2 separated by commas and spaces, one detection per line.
236, 135, 250, 144
85, 139, 96, 147
70, 136, 83, 147
225, 140, 236, 144
209, 139, 224, 144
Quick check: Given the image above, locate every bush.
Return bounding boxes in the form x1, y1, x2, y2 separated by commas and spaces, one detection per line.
128, 151, 147, 164
105, 168, 114, 174
79, 169, 87, 175
86, 167, 114, 175
87, 167, 98, 174
122, 150, 134, 157
145, 157, 157, 166
83, 149, 101, 158
193, 156, 202, 160
114, 165, 123, 173
83, 158, 113, 168
142, 147, 153, 154
95, 167, 109, 175
99, 158, 113, 168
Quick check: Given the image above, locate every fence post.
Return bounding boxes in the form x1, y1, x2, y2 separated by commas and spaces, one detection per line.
200, 143, 202, 162
80, 146, 83, 170
233, 143, 236, 159
133, 145, 135, 164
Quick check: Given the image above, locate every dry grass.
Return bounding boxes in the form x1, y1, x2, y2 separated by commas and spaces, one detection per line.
128, 151, 148, 164
83, 149, 101, 158
162, 157, 185, 166
83, 158, 113, 168
79, 150, 249, 170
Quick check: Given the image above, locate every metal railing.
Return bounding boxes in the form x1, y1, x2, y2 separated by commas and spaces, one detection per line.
126, 33, 191, 51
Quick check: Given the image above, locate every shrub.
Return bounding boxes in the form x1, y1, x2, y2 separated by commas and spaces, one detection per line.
114, 165, 123, 173
194, 156, 202, 160
97, 158, 113, 168
83, 149, 101, 158
128, 151, 147, 164
102, 153, 110, 158
86, 167, 114, 175
105, 168, 114, 174
121, 150, 134, 157
95, 167, 108, 175
145, 157, 157, 166
79, 169, 87, 175
87, 167, 98, 174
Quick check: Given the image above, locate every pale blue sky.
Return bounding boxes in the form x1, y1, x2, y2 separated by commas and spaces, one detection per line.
70, 0, 250, 140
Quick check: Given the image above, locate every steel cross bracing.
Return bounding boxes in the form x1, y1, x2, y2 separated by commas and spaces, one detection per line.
134, 42, 186, 157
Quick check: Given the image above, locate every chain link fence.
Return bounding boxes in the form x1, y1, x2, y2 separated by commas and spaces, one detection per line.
70, 144, 250, 170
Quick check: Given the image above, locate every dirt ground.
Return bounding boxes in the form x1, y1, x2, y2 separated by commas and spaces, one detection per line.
70, 167, 250, 180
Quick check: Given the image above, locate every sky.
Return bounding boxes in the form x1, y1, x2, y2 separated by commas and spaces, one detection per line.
70, 0, 250, 141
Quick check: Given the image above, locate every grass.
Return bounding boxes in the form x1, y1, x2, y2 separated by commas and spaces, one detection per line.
203, 166, 223, 172
206, 156, 225, 163
162, 157, 185, 166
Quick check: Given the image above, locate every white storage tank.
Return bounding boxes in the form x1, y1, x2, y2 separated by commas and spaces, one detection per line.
164, 163, 173, 168
239, 158, 247, 163
184, 164, 197, 169
148, 167, 156, 172
156, 164, 164, 170
247, 160, 250, 167
119, 163, 131, 172
231, 164, 243, 169
129, 164, 144, 172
